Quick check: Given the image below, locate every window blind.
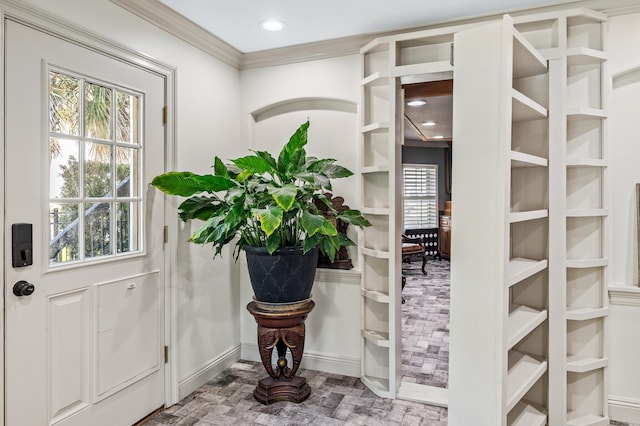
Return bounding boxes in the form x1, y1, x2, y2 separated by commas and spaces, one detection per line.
403, 164, 438, 229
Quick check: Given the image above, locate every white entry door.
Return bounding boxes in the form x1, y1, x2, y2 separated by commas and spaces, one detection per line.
5, 20, 166, 426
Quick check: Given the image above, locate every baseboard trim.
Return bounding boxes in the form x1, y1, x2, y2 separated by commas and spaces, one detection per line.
241, 342, 360, 377
609, 395, 640, 423
178, 345, 241, 400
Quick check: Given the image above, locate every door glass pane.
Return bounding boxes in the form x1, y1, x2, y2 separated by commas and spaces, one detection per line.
49, 71, 79, 136
85, 202, 111, 258
85, 142, 112, 198
117, 202, 139, 253
84, 82, 112, 140
50, 138, 80, 198
48, 70, 144, 266
116, 147, 139, 197
116, 91, 139, 143
49, 202, 80, 264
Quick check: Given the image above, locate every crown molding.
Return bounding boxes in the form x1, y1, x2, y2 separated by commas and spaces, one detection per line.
241, 34, 374, 69
109, 0, 242, 69
109, 0, 640, 71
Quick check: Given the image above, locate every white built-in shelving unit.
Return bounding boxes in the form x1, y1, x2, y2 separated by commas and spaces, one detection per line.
359, 25, 458, 399
452, 15, 550, 424
515, 9, 609, 426
359, 8, 608, 425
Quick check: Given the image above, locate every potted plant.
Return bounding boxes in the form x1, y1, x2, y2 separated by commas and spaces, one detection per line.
151, 121, 370, 304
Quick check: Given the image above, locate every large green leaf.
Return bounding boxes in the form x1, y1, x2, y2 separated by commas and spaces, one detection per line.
337, 209, 372, 228
267, 184, 297, 211
322, 163, 353, 179
232, 155, 276, 174
301, 211, 337, 236
253, 206, 283, 236
177, 196, 224, 221
252, 150, 278, 170
277, 121, 309, 175
337, 210, 371, 228
212, 156, 229, 177
321, 237, 338, 262
265, 233, 281, 254
303, 233, 322, 253
151, 172, 236, 196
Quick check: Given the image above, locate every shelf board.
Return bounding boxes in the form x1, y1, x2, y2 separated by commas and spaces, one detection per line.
507, 400, 547, 426
361, 122, 390, 133
509, 209, 548, 223
392, 60, 453, 77
361, 38, 389, 55
362, 329, 390, 347
508, 305, 548, 349
567, 47, 607, 65
566, 258, 608, 268
360, 375, 391, 399
512, 31, 548, 78
361, 288, 390, 304
512, 89, 547, 122
566, 158, 607, 167
506, 351, 548, 413
361, 165, 390, 174
566, 307, 608, 321
565, 209, 608, 217
510, 151, 548, 168
361, 248, 390, 259
506, 258, 548, 288
361, 207, 390, 216
566, 355, 607, 373
566, 412, 609, 426
361, 72, 389, 86
566, 107, 607, 120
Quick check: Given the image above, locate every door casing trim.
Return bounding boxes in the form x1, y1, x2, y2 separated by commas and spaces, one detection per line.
0, 2, 179, 423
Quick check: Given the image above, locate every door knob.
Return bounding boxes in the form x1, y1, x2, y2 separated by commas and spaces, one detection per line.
13, 280, 34, 297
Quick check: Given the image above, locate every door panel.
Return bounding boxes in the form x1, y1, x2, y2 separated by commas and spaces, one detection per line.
5, 20, 166, 426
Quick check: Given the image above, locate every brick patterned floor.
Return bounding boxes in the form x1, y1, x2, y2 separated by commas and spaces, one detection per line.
142, 361, 448, 425
401, 259, 450, 388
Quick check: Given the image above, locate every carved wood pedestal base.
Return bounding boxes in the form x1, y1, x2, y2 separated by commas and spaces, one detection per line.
254, 375, 311, 404
247, 299, 315, 405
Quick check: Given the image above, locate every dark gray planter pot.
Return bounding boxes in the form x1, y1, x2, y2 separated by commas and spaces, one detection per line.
245, 246, 319, 304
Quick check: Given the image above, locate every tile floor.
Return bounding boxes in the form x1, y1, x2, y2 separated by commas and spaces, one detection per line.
141, 360, 448, 425
143, 259, 635, 425
401, 259, 450, 388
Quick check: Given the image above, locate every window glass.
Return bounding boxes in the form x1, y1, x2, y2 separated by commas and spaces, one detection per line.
48, 70, 143, 266
403, 164, 438, 229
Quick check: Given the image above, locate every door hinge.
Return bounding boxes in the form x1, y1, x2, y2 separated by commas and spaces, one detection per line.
164, 345, 169, 363
450, 43, 454, 66
162, 105, 168, 125
163, 225, 169, 243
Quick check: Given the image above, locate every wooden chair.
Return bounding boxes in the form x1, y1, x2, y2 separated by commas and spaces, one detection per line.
401, 234, 427, 275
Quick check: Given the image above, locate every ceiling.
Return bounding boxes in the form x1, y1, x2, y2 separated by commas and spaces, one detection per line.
156, 0, 578, 53
152, 0, 578, 146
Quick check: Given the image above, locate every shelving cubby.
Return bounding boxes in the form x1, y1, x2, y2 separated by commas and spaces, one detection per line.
566, 369, 608, 426
506, 17, 550, 425
563, 10, 609, 425
393, 33, 454, 77
360, 36, 396, 399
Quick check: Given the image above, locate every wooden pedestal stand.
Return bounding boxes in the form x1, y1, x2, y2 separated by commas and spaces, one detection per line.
247, 299, 315, 405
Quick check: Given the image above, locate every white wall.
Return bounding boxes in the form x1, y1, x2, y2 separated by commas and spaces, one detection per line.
606, 11, 640, 423
9, 0, 640, 419
11, 0, 245, 399
239, 56, 364, 376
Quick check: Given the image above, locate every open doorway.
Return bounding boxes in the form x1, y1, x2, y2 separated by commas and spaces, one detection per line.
398, 79, 452, 405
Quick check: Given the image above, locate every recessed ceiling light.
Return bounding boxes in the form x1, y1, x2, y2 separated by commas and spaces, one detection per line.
259, 19, 286, 31
406, 100, 426, 107
422, 121, 436, 126
433, 135, 445, 139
